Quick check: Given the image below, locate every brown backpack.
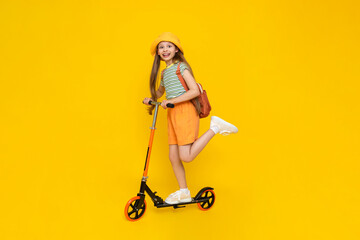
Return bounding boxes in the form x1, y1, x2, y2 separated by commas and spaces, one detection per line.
175, 63, 211, 118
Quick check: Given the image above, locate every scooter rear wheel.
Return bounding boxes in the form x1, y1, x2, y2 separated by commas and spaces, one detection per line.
124, 196, 147, 221
197, 189, 215, 211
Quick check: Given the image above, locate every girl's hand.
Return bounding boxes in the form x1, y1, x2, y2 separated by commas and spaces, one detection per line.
143, 98, 153, 105
161, 100, 173, 109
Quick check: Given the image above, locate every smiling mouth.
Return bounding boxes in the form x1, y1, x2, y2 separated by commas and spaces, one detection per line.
162, 53, 170, 58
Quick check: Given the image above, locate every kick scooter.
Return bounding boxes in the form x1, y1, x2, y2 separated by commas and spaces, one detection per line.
124, 101, 215, 221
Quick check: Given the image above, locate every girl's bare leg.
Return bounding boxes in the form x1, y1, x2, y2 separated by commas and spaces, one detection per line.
169, 144, 187, 189
178, 129, 216, 163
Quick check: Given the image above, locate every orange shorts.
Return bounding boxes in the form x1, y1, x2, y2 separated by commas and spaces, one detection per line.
167, 101, 199, 146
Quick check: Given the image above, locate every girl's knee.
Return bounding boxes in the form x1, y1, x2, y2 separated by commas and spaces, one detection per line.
179, 154, 193, 163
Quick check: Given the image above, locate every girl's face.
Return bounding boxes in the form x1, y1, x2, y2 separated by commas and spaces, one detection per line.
157, 41, 178, 62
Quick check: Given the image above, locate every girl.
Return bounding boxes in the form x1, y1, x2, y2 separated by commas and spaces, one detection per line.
143, 32, 238, 204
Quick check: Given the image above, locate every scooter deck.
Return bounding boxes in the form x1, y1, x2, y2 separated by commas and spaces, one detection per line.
155, 198, 210, 209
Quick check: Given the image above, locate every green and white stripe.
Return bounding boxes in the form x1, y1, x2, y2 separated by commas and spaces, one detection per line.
160, 62, 188, 100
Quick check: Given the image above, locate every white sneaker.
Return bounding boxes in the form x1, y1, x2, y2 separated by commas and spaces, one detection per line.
211, 116, 238, 135
165, 190, 192, 204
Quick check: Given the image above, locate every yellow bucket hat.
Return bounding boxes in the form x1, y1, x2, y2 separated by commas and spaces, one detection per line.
150, 32, 184, 56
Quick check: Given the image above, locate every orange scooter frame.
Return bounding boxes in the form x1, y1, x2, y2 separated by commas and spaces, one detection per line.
124, 101, 215, 222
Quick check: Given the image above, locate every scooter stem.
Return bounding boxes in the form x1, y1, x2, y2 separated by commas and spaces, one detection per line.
142, 101, 174, 178
143, 103, 159, 177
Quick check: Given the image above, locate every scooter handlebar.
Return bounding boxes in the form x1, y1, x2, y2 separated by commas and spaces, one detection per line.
147, 100, 174, 108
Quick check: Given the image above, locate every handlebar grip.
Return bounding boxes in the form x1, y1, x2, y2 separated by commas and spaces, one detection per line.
166, 103, 175, 108
144, 100, 174, 108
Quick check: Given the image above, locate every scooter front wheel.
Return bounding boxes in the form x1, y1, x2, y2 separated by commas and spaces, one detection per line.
197, 189, 215, 211
124, 196, 147, 221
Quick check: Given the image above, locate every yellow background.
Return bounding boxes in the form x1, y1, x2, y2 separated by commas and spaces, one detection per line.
1, 0, 359, 239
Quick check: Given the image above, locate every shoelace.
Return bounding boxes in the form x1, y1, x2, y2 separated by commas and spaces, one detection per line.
169, 190, 189, 200
169, 190, 181, 197
220, 130, 231, 135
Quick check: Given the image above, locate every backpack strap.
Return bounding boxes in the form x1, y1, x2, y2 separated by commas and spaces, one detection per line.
176, 62, 190, 91
176, 62, 202, 93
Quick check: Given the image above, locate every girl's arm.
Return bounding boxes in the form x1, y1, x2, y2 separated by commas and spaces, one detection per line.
161, 69, 200, 107
156, 85, 165, 99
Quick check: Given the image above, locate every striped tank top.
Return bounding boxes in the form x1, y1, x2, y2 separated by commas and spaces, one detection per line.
160, 61, 188, 100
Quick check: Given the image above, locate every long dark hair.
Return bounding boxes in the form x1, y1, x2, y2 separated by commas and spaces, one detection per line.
148, 45, 199, 115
